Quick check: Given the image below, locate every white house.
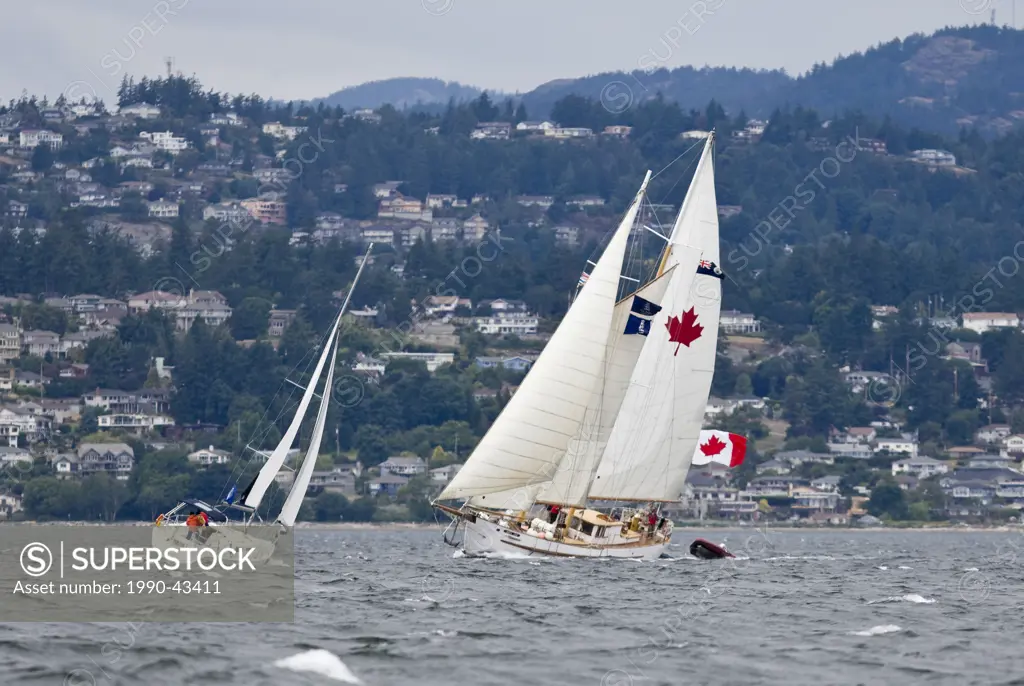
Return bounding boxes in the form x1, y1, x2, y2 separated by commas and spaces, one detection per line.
138, 130, 190, 152
148, 200, 180, 219
474, 314, 539, 336
119, 104, 162, 119
19, 129, 63, 150
1001, 434, 1024, 459
98, 413, 175, 433
380, 456, 427, 477
188, 445, 232, 466
892, 456, 949, 478
422, 295, 472, 317
976, 424, 1012, 444
910, 149, 956, 167
203, 202, 252, 225
874, 436, 918, 457
962, 312, 1019, 334
516, 121, 556, 133
719, 310, 761, 335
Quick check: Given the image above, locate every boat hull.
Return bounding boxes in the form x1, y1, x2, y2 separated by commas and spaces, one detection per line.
152, 524, 279, 563
462, 514, 667, 560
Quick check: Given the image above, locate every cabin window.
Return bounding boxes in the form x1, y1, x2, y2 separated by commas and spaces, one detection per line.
594, 526, 605, 538
580, 522, 594, 535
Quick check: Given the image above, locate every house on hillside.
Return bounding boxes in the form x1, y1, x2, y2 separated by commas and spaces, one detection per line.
380, 456, 427, 477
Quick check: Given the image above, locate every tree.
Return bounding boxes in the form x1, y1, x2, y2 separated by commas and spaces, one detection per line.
867, 481, 907, 520
354, 425, 389, 466
229, 297, 271, 340
313, 491, 349, 521
31, 144, 54, 171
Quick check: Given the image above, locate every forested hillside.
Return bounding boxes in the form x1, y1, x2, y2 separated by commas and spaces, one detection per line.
5, 72, 1024, 521
329, 26, 1024, 136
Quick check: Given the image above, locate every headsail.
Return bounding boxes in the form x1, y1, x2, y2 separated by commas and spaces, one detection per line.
532, 267, 676, 507
438, 172, 653, 501
589, 134, 721, 502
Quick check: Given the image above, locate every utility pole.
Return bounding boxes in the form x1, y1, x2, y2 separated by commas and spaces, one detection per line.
164, 57, 174, 78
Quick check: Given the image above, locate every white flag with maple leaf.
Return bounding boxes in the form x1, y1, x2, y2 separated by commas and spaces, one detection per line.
691, 430, 747, 467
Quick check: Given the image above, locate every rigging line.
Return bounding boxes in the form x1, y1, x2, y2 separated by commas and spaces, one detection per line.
649, 138, 704, 182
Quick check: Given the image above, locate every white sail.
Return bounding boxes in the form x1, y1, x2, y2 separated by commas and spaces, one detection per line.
243, 310, 343, 510
469, 484, 543, 511
533, 268, 675, 507
278, 331, 339, 526
438, 172, 653, 500
589, 136, 720, 502
244, 243, 374, 512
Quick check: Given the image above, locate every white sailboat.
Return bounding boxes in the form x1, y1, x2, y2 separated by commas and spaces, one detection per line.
434, 133, 722, 559
153, 244, 374, 552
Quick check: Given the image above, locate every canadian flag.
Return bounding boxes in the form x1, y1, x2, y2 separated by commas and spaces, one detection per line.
691, 430, 747, 467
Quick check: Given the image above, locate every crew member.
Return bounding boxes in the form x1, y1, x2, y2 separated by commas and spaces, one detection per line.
186, 511, 199, 540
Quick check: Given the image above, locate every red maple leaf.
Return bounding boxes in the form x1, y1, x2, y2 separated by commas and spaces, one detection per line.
665, 307, 703, 355
700, 435, 727, 457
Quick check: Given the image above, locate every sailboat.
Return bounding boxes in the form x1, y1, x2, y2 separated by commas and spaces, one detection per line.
153, 244, 374, 553
433, 133, 721, 559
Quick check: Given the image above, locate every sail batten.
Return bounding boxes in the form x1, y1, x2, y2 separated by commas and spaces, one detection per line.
439, 172, 653, 501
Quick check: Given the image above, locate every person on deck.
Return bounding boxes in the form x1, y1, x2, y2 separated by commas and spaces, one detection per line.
647, 510, 658, 535
549, 504, 561, 524
186, 512, 199, 540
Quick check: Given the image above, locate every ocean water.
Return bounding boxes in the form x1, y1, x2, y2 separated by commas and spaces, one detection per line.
3, 527, 1024, 685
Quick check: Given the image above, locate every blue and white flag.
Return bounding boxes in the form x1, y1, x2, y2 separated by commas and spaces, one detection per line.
630, 295, 662, 317
624, 314, 652, 336
224, 485, 238, 505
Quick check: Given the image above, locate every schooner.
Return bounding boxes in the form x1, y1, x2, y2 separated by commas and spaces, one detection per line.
434, 133, 722, 559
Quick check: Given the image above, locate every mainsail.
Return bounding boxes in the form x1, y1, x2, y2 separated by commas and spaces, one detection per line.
589, 134, 721, 502
439, 172, 654, 501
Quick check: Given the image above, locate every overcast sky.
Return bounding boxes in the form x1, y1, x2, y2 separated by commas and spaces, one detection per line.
0, 0, 1008, 102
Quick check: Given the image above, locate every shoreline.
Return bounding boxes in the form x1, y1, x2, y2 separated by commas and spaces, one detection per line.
3, 521, 1022, 533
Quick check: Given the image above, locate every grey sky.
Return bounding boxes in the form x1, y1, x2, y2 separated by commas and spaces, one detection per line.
1, 0, 1006, 102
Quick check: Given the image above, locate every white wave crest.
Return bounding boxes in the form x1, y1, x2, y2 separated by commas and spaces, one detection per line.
868, 594, 936, 605
851, 624, 902, 637
273, 649, 362, 684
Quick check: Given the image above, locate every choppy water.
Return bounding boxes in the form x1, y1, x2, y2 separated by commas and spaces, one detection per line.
3, 527, 1024, 685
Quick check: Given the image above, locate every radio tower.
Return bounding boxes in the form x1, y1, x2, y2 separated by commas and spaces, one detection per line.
991, 8, 997, 25
165, 56, 175, 78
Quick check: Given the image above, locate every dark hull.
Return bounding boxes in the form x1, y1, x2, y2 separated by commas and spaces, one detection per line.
689, 538, 734, 559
